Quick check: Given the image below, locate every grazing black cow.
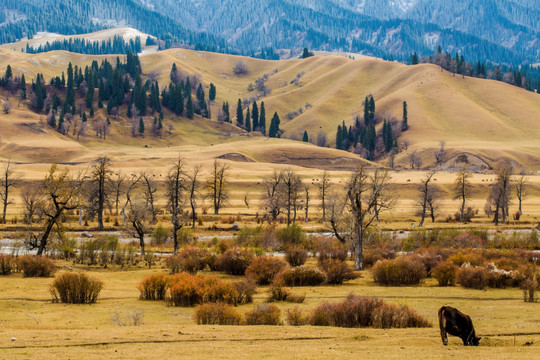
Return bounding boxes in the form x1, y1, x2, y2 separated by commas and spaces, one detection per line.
438, 306, 481, 346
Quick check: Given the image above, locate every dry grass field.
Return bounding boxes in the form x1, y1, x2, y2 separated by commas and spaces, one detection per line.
0, 262, 538, 360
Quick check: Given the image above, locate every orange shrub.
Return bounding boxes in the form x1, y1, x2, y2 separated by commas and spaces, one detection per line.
266, 284, 305, 303
363, 248, 396, 269
232, 279, 257, 304
194, 303, 242, 325
245, 256, 288, 285
286, 307, 308, 326
50, 272, 103, 304
245, 303, 282, 325
371, 258, 426, 286
168, 247, 209, 274
447, 251, 485, 267
274, 266, 326, 287
317, 238, 348, 262
137, 273, 170, 300
457, 266, 488, 289
432, 262, 457, 287
0, 254, 15, 275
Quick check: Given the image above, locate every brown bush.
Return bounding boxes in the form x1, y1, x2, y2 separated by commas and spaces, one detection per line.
19, 256, 56, 277
0, 254, 15, 275
275, 266, 326, 287
286, 307, 308, 326
50, 272, 103, 304
371, 258, 426, 286
232, 279, 257, 304
168, 272, 250, 307
308, 294, 430, 329
215, 248, 255, 275
457, 266, 488, 290
409, 251, 443, 276
266, 285, 305, 303
245, 303, 282, 325
316, 238, 348, 262
245, 256, 288, 285
168, 247, 209, 274
194, 303, 243, 325
318, 259, 358, 285
137, 273, 170, 300
447, 251, 485, 267
285, 247, 308, 267
363, 248, 396, 268
432, 262, 457, 286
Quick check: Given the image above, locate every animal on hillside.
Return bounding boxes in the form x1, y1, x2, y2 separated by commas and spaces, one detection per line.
438, 306, 481, 346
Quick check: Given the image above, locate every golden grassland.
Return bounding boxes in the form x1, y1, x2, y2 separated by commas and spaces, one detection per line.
0, 260, 539, 360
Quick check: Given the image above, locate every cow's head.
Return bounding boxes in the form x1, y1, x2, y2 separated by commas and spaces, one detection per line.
471, 336, 481, 346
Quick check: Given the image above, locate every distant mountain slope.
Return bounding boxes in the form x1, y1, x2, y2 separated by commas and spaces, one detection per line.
1, 46, 540, 168
1, 0, 538, 64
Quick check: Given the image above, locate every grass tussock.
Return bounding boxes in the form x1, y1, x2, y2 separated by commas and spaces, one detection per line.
50, 272, 103, 304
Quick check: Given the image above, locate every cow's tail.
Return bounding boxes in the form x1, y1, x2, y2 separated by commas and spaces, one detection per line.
438, 306, 446, 328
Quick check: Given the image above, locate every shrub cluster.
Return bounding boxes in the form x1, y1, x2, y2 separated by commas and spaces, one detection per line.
168, 247, 209, 274
19, 256, 56, 277
275, 266, 326, 287
77, 235, 119, 266
245, 256, 288, 285
245, 303, 282, 325
276, 224, 305, 246
317, 239, 347, 262
286, 307, 308, 326
363, 248, 396, 269
432, 262, 457, 286
50, 272, 103, 304
456, 266, 488, 289
194, 303, 243, 325
168, 273, 255, 307
267, 285, 305, 303
137, 273, 170, 300
371, 257, 426, 286
285, 247, 308, 267
0, 254, 15, 275
318, 259, 358, 285
216, 248, 255, 275
307, 294, 431, 329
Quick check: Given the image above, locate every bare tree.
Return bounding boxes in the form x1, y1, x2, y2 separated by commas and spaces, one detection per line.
127, 197, 149, 255
188, 165, 201, 229
0, 159, 21, 224
330, 165, 395, 270
141, 172, 158, 224
2, 101, 11, 114
28, 165, 80, 255
418, 171, 437, 227
166, 157, 186, 254
262, 170, 284, 221
283, 168, 302, 226
318, 171, 331, 221
453, 166, 473, 223
120, 174, 141, 223
22, 182, 44, 227
487, 160, 513, 225
515, 171, 528, 215
304, 185, 310, 222
110, 171, 126, 215
316, 131, 327, 147
434, 141, 446, 165
86, 157, 112, 230
409, 150, 422, 169
206, 160, 229, 215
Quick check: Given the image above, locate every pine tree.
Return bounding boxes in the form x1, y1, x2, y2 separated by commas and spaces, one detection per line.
251, 101, 259, 131
66, 62, 75, 107
139, 117, 145, 135
209, 83, 216, 101
89, 106, 94, 117
411, 52, 419, 65
170, 63, 178, 83
222, 101, 230, 123
303, 130, 309, 142
269, 112, 281, 138
336, 125, 343, 149
85, 70, 94, 108
19, 74, 26, 100
402, 101, 408, 131
245, 108, 251, 131
186, 94, 194, 119
236, 99, 243, 127
82, 112, 87, 123
5, 64, 12, 79
48, 113, 56, 128
259, 101, 266, 135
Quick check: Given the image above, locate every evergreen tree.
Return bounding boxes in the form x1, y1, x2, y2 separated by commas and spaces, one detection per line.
85, 70, 94, 108
82, 112, 87, 123
209, 83, 216, 101
269, 112, 281, 138
170, 63, 178, 83
259, 101, 266, 135
336, 125, 343, 149
48, 113, 56, 128
245, 108, 251, 131
133, 74, 146, 116
303, 130, 309, 142
66, 62, 75, 107
19, 74, 26, 100
301, 48, 314, 58
89, 107, 94, 117
236, 99, 243, 126
5, 64, 12, 79
222, 101, 230, 123
139, 117, 145, 135
57, 112, 64, 132
402, 101, 409, 131
186, 94, 194, 119
411, 52, 419, 65
251, 101, 259, 131
196, 83, 206, 116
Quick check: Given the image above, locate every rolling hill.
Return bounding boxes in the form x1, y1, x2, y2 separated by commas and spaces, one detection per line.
1, 39, 540, 173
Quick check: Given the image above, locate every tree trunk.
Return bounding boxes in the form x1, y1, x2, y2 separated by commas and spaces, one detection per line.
172, 222, 179, 255
36, 216, 59, 255
2, 199, 7, 224
354, 223, 363, 270
460, 196, 466, 223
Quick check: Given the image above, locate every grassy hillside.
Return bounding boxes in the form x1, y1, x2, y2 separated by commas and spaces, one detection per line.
1, 38, 540, 171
